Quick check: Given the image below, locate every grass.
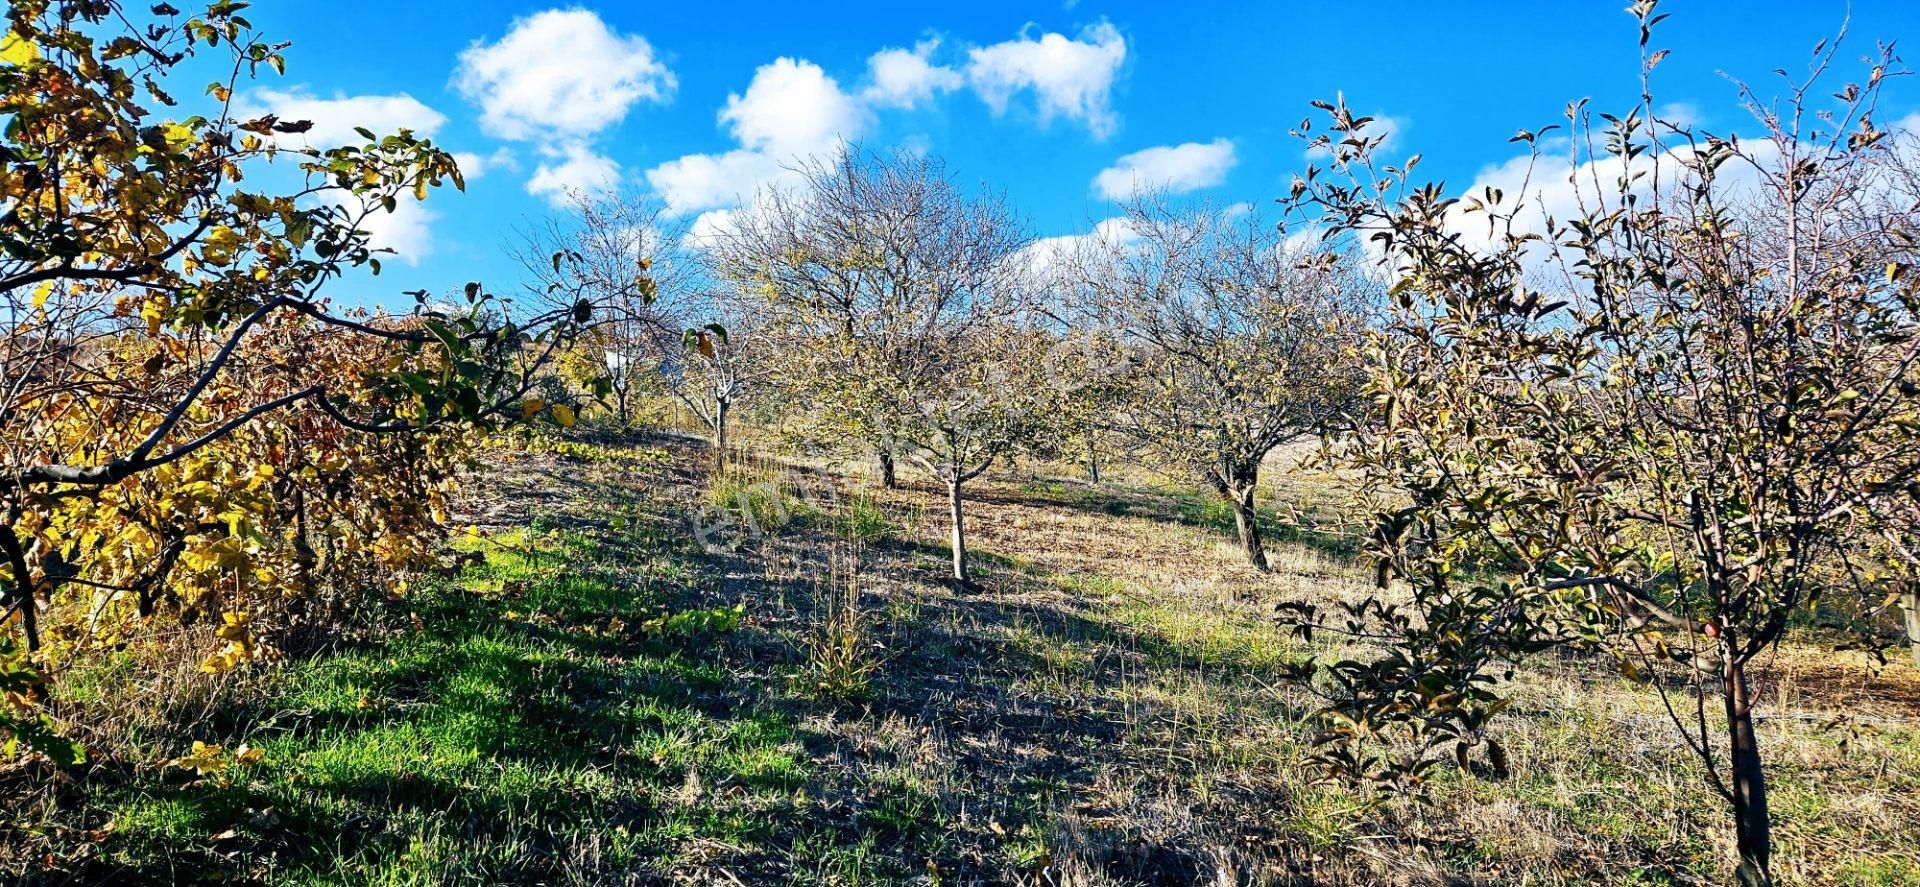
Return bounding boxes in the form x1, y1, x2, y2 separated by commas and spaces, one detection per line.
43, 522, 818, 884
6, 434, 1920, 885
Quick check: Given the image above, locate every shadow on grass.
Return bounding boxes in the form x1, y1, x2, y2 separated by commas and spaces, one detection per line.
41, 439, 1322, 887
969, 475, 1363, 563
63, 504, 826, 884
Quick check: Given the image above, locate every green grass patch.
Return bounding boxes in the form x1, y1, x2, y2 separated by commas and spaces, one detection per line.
72, 525, 819, 883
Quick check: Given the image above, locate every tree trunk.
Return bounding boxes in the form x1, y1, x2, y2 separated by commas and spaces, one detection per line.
1086, 434, 1100, 484
713, 398, 730, 475
291, 483, 318, 598
0, 526, 40, 653
947, 477, 969, 585
1902, 590, 1920, 670
1216, 467, 1268, 571
1725, 653, 1773, 887
878, 449, 898, 489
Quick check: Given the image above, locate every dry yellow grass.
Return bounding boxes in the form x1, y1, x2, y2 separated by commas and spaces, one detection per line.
762, 442, 1920, 885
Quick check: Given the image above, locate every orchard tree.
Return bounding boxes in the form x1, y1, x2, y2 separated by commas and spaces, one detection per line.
712, 149, 1044, 583
516, 191, 674, 428
0, 0, 596, 754
524, 191, 769, 468
1277, 8, 1920, 885
667, 289, 770, 472
1070, 198, 1371, 569
1027, 326, 1133, 484
887, 322, 1071, 583
1859, 128, 1920, 669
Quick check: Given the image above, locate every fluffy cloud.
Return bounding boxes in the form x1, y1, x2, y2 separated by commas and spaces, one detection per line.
863, 39, 963, 110
1018, 216, 1142, 280
236, 89, 446, 147
683, 208, 741, 251
646, 149, 785, 216
234, 88, 457, 262
454, 8, 673, 142
1092, 138, 1235, 200
1411, 132, 1796, 278
647, 58, 865, 216
526, 145, 622, 207
355, 199, 439, 264
649, 22, 1136, 224
966, 22, 1128, 138
721, 57, 868, 156
450, 147, 519, 181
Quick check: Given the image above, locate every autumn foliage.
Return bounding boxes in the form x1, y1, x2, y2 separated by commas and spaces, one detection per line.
1, 0, 593, 763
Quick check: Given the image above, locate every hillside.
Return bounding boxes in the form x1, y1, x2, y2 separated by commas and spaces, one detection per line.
10, 433, 1916, 885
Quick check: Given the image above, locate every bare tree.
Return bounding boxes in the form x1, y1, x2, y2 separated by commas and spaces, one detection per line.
664, 289, 772, 471
1068, 197, 1372, 569
519, 190, 772, 469
516, 191, 676, 422
710, 149, 1045, 583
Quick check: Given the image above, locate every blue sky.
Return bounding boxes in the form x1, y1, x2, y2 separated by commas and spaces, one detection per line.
231, 0, 1920, 306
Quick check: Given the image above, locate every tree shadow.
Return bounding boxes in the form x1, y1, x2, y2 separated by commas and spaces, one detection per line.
968, 475, 1363, 563
46, 437, 1321, 886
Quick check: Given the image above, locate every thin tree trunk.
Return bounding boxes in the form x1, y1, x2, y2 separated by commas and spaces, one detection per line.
1902, 590, 1920, 670
947, 477, 969, 584
1214, 464, 1268, 571
1086, 434, 1100, 484
1725, 653, 1773, 887
0, 525, 41, 653
878, 449, 898, 489
1228, 482, 1269, 571
713, 398, 730, 474
291, 482, 318, 598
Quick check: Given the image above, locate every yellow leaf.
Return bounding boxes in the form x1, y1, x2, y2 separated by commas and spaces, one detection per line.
552, 404, 576, 428
208, 227, 239, 250
159, 122, 196, 149
1, 32, 39, 66
520, 398, 545, 418
31, 281, 53, 309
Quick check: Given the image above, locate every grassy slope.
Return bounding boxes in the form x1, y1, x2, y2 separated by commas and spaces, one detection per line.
7, 434, 1920, 885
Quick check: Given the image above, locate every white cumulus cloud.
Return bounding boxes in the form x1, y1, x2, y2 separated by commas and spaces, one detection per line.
454, 8, 673, 142
966, 22, 1127, 138
647, 58, 865, 216
648, 22, 1136, 224
527, 145, 622, 207
1018, 216, 1142, 281
646, 149, 786, 216
721, 57, 869, 156
356, 199, 438, 265
863, 39, 963, 110
1092, 138, 1235, 200
235, 88, 458, 262
450, 147, 519, 180
684, 208, 742, 251
236, 89, 446, 147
